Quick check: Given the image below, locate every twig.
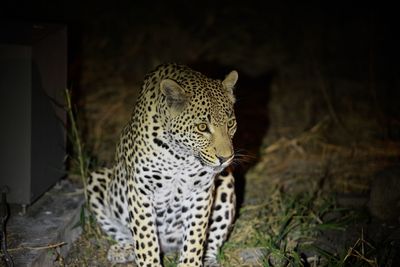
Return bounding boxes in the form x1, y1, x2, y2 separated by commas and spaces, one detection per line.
7, 242, 67, 252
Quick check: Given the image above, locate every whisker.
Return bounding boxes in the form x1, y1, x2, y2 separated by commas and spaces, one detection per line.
232, 149, 257, 164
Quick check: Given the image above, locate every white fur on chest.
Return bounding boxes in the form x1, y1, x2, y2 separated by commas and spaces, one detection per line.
148, 165, 216, 253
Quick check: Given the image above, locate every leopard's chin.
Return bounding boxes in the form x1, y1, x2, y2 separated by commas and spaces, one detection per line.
214, 165, 226, 173
196, 155, 229, 173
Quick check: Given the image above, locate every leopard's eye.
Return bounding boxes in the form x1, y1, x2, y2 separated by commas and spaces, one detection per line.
197, 123, 208, 132
227, 119, 236, 128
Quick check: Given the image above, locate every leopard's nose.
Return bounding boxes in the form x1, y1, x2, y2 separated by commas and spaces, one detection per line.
217, 155, 234, 165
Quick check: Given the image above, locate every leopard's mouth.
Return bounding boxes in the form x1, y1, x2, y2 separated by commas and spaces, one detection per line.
197, 153, 231, 172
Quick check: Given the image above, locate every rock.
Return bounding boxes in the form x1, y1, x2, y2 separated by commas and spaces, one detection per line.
369, 166, 400, 222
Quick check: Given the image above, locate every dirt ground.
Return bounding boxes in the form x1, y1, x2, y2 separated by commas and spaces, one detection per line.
29, 2, 399, 266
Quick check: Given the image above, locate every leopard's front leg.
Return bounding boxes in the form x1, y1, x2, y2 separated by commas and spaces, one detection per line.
204, 170, 236, 266
178, 184, 215, 267
127, 179, 162, 267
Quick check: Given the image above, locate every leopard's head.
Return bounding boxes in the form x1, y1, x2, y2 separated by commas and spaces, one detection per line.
160, 69, 238, 170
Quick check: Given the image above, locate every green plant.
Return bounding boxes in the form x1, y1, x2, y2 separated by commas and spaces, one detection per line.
65, 89, 101, 237
65, 89, 90, 194
163, 253, 179, 267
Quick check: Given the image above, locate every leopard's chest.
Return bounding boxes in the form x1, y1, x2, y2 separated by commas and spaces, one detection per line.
142, 166, 215, 252
153, 188, 187, 252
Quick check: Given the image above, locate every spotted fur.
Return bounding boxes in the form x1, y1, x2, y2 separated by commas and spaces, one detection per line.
87, 63, 238, 266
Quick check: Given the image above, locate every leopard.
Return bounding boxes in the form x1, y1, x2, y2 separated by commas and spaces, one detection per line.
87, 63, 238, 267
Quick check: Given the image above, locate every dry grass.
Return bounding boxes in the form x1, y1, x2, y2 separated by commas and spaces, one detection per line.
61, 5, 400, 266
66, 62, 400, 267
65, 65, 400, 267
250, 117, 400, 195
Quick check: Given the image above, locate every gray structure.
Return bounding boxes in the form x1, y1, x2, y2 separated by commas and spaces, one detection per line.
0, 22, 67, 205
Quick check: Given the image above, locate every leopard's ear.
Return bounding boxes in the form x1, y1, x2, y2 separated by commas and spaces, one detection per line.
160, 79, 189, 116
222, 70, 238, 102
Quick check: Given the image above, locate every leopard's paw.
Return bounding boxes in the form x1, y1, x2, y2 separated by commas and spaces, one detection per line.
107, 243, 135, 263
204, 258, 221, 267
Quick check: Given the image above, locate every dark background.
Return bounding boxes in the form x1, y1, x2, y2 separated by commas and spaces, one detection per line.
2, 1, 398, 102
